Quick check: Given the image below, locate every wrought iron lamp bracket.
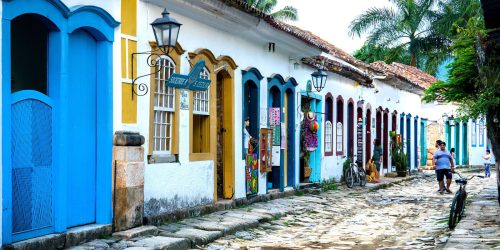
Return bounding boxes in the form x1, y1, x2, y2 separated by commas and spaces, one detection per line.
130, 48, 173, 100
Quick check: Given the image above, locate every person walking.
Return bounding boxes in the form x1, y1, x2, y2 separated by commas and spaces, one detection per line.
372, 138, 383, 180
433, 141, 455, 194
435, 140, 443, 191
482, 149, 492, 178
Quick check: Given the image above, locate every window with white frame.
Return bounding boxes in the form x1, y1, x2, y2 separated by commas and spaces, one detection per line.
153, 57, 175, 154
193, 68, 210, 115
325, 121, 333, 153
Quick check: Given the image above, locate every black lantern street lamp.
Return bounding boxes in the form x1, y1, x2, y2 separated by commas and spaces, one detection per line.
131, 8, 182, 99
311, 68, 328, 92
151, 9, 182, 53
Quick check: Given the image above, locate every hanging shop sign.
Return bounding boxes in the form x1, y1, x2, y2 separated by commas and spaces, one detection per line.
166, 60, 211, 91
260, 128, 273, 172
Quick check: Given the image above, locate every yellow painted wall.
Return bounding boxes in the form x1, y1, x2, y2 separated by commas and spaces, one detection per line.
122, 83, 137, 123
120, 0, 137, 124
121, 0, 137, 36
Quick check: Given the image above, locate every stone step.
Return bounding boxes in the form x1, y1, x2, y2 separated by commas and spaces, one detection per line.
113, 226, 159, 239
133, 236, 190, 250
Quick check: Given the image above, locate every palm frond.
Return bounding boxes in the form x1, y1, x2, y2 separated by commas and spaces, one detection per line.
348, 7, 398, 37
271, 6, 298, 21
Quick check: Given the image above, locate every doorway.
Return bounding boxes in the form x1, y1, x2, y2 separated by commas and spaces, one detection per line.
365, 106, 372, 164
284, 89, 296, 187
268, 86, 281, 189
383, 110, 389, 169
347, 101, 354, 158
216, 71, 234, 199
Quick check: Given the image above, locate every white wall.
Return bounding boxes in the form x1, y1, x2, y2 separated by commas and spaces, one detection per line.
62, 0, 120, 21
144, 161, 214, 216
135, 1, 318, 209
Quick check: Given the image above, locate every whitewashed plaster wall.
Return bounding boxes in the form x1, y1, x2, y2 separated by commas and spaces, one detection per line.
136, 2, 317, 214
62, 0, 121, 21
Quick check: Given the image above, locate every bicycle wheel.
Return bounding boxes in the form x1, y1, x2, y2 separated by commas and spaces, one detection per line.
359, 169, 367, 187
449, 193, 462, 229
346, 168, 354, 188
458, 192, 466, 220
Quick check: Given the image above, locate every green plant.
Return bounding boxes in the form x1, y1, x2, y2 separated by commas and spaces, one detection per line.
390, 133, 408, 172
320, 178, 338, 191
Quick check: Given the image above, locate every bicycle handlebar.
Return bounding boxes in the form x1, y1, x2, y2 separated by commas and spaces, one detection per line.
453, 171, 485, 180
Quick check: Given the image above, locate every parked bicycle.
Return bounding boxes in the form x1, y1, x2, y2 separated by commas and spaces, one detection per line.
448, 172, 484, 229
345, 159, 367, 188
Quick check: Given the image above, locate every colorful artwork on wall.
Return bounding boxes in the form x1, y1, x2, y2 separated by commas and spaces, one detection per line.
245, 153, 258, 196
269, 107, 280, 126
260, 128, 273, 172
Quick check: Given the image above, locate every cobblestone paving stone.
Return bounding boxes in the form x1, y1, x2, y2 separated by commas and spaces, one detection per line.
444, 174, 499, 250
68, 171, 496, 250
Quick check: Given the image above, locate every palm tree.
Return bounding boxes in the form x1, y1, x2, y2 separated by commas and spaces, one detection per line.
245, 0, 298, 21
349, 0, 446, 73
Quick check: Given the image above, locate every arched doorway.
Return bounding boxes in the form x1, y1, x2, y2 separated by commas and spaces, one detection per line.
376, 107, 382, 143
462, 122, 468, 165
383, 109, 389, 169
268, 85, 281, 189
391, 111, 398, 168
284, 82, 297, 187
356, 102, 363, 166
365, 104, 372, 164
406, 114, 412, 169
2, 2, 117, 243
216, 70, 234, 199
414, 117, 418, 168
242, 68, 262, 196
347, 100, 354, 158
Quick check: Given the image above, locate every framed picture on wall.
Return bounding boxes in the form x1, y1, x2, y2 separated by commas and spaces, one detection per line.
260, 128, 273, 172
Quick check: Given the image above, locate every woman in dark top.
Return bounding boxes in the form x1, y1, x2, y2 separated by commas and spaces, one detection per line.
373, 138, 383, 172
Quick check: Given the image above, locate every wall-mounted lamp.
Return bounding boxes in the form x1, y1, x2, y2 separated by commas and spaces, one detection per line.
131, 8, 182, 99
311, 67, 328, 92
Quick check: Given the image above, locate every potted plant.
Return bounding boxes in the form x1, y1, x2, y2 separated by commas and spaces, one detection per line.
390, 133, 408, 177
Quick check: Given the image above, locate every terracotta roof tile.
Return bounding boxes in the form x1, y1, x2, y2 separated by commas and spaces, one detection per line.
303, 56, 373, 87
369, 61, 437, 89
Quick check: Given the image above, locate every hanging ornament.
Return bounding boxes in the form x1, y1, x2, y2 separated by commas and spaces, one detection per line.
310, 120, 319, 133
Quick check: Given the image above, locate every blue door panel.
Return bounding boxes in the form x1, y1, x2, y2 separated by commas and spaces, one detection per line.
11, 95, 54, 240
66, 29, 97, 227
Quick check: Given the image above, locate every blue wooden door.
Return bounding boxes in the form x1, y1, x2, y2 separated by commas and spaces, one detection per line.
66, 29, 97, 227
11, 91, 54, 241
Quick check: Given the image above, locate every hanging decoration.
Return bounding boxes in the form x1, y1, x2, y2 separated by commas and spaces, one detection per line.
245, 139, 258, 196
304, 111, 319, 151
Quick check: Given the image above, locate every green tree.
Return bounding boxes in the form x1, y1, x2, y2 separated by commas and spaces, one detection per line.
350, 0, 482, 75
353, 43, 411, 65
423, 11, 500, 172
349, 0, 445, 72
244, 0, 298, 21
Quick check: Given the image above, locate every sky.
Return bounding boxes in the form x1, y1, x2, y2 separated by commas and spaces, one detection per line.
275, 0, 392, 54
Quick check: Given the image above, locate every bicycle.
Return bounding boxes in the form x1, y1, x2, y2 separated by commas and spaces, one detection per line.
345, 159, 367, 188
448, 172, 484, 229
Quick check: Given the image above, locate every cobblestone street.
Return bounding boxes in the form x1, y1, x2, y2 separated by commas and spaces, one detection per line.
67, 171, 497, 250
207, 172, 495, 250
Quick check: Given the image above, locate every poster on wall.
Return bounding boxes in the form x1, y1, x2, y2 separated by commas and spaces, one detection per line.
280, 122, 287, 149
180, 90, 189, 110
245, 152, 258, 196
260, 128, 273, 172
272, 146, 280, 166
269, 108, 280, 126
272, 125, 281, 146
